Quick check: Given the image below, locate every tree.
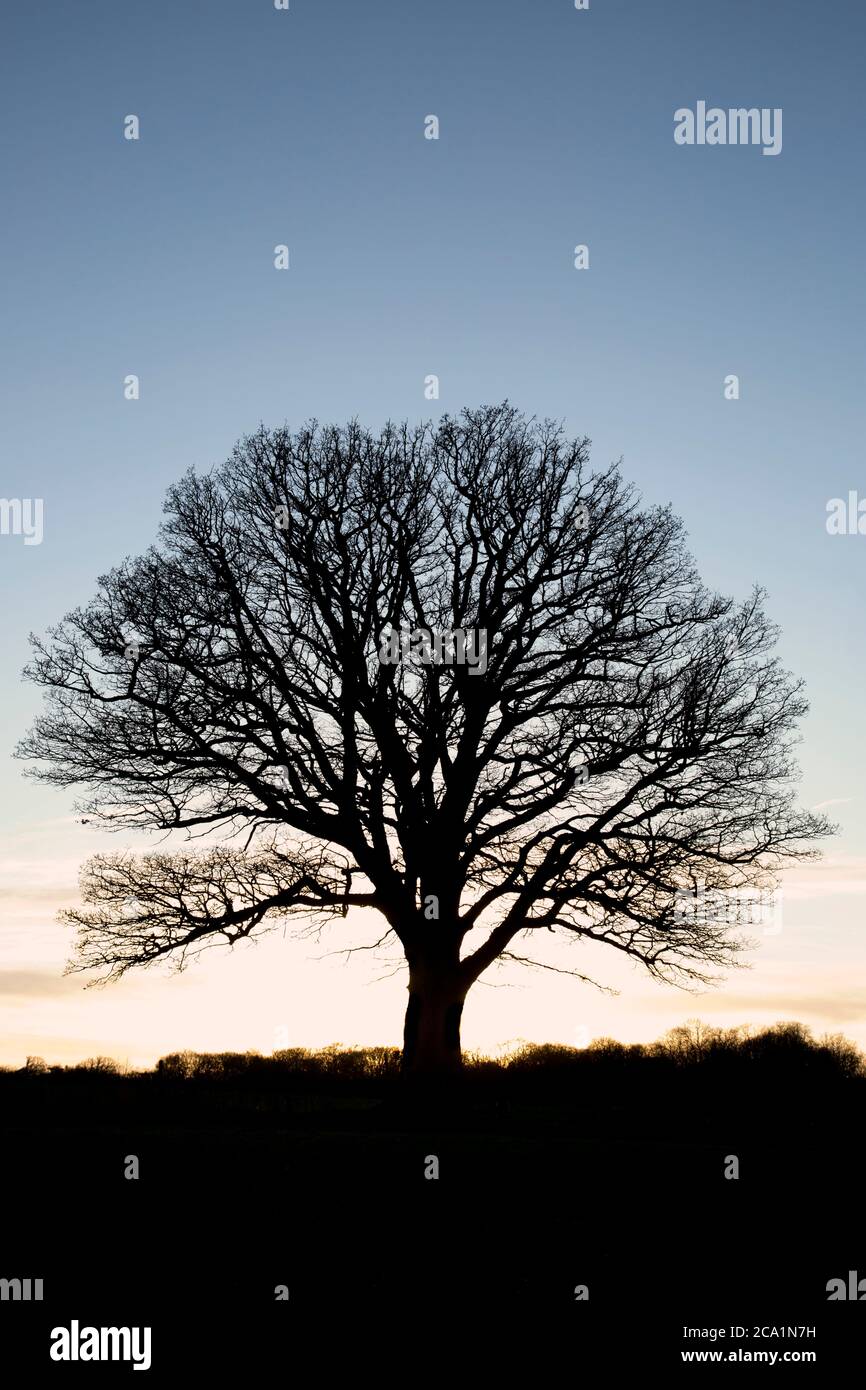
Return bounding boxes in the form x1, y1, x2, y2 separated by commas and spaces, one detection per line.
17, 404, 830, 1075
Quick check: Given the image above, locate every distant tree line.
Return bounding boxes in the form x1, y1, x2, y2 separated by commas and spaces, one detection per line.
6, 1020, 864, 1084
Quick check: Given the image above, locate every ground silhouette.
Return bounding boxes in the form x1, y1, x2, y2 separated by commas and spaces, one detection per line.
5, 1020, 863, 1144
3, 1018, 864, 1340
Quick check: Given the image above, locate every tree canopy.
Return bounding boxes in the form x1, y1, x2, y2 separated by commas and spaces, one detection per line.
18, 403, 830, 1072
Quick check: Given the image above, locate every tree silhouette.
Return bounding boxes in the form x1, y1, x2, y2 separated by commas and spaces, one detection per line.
18, 404, 830, 1074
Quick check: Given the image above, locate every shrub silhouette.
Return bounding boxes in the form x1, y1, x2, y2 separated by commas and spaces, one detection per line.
76, 1056, 123, 1074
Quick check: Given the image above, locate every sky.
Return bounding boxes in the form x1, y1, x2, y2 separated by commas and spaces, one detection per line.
1, 0, 865, 1067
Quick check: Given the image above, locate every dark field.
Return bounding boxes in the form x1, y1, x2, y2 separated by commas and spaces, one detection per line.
2, 1022, 864, 1370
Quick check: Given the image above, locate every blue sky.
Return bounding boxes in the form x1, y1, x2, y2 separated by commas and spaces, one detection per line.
2, 0, 865, 1064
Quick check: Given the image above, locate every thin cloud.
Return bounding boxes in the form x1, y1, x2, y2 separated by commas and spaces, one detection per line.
0, 886, 76, 903
781, 856, 866, 899
649, 991, 866, 1027
0, 969, 81, 998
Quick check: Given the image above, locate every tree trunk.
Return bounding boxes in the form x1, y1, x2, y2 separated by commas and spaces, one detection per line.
402, 967, 466, 1077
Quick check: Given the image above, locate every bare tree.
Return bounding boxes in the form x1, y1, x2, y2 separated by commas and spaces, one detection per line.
17, 404, 830, 1074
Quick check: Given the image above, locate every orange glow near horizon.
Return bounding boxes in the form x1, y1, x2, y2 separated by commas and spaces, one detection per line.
3, 817, 865, 1069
